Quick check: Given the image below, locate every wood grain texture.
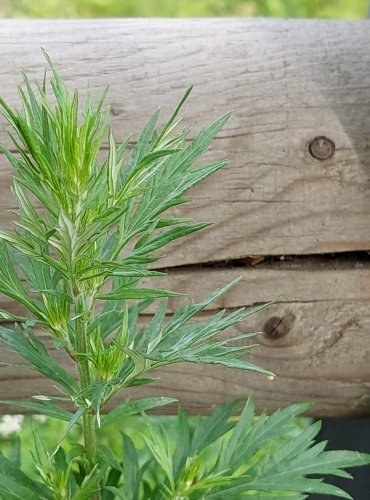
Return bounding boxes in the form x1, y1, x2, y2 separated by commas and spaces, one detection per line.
0, 20, 370, 265
0, 20, 369, 416
1, 264, 369, 417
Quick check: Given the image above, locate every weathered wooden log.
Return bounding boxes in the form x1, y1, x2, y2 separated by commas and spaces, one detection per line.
0, 19, 369, 416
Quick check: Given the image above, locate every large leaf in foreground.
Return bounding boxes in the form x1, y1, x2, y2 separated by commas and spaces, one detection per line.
0, 453, 49, 500
140, 399, 370, 499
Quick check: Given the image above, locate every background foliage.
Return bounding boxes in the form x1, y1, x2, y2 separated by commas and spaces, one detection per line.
0, 0, 368, 19
2, 401, 369, 499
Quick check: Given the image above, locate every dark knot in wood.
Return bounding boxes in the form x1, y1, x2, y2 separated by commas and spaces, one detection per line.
110, 106, 121, 116
263, 314, 294, 340
308, 136, 335, 160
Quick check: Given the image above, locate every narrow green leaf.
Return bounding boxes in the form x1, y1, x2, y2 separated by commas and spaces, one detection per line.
174, 112, 231, 176
52, 405, 86, 456
97, 287, 183, 301
0, 399, 73, 422
103, 487, 126, 500
191, 401, 240, 455
142, 420, 175, 491
0, 472, 40, 500
0, 453, 48, 499
134, 222, 210, 255
208, 477, 354, 498
173, 407, 191, 478
97, 445, 123, 472
121, 434, 139, 500
231, 403, 312, 467
30, 422, 48, 466
128, 108, 160, 169
0, 325, 77, 395
219, 397, 255, 469
7, 436, 21, 469
101, 397, 177, 428
37, 289, 73, 304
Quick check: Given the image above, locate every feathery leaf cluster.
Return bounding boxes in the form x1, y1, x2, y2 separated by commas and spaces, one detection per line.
0, 52, 272, 416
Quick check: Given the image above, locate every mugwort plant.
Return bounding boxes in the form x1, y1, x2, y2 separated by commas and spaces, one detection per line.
0, 53, 368, 499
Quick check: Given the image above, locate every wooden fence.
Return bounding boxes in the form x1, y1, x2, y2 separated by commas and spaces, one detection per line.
0, 19, 369, 416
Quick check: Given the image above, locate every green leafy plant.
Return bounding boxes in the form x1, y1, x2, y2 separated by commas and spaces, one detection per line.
0, 53, 368, 499
2, 0, 368, 19
120, 399, 370, 499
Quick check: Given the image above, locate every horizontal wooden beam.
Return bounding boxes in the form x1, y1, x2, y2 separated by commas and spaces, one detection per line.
0, 20, 370, 265
1, 265, 369, 417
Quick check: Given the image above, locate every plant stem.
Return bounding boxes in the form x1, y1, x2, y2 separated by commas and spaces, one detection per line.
75, 294, 101, 500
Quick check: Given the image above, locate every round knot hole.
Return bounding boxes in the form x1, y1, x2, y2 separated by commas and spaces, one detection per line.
308, 136, 335, 161
263, 314, 294, 340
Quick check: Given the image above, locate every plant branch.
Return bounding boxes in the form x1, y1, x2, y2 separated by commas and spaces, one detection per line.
74, 293, 100, 500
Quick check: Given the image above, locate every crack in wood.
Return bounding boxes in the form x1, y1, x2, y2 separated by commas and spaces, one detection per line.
315, 317, 359, 356
158, 250, 370, 272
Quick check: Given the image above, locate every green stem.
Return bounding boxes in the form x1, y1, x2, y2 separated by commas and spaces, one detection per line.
75, 294, 100, 500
